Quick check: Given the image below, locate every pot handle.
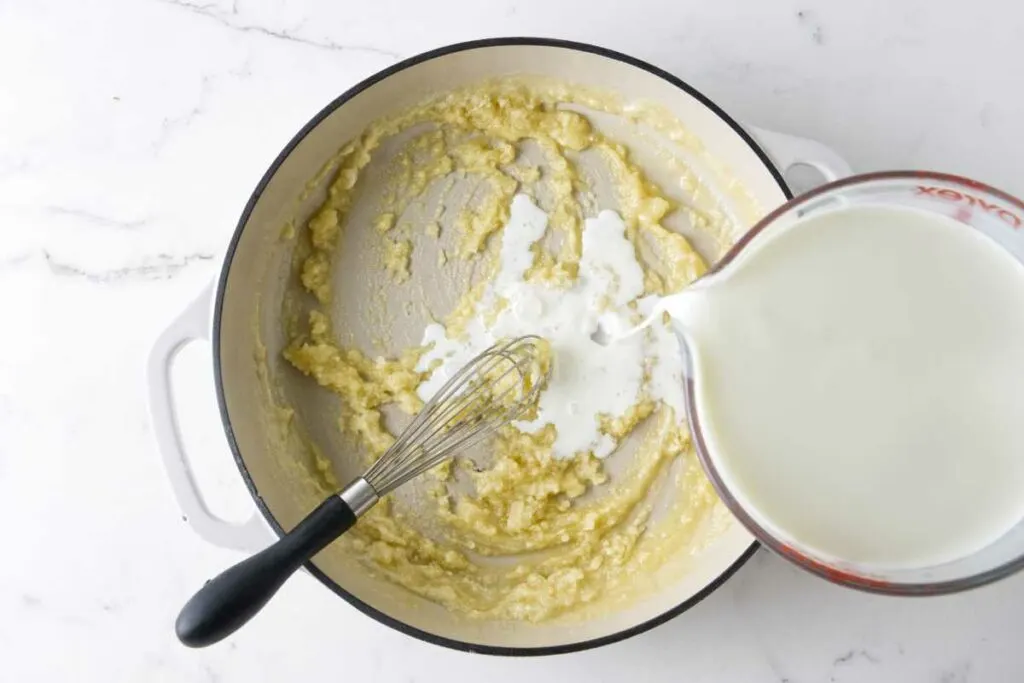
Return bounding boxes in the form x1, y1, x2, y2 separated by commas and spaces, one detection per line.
745, 125, 853, 184
147, 283, 272, 553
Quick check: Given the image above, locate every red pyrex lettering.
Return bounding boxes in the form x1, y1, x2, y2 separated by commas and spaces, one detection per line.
915, 185, 1022, 229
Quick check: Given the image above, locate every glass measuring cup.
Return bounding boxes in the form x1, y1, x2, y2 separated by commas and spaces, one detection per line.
685, 171, 1024, 594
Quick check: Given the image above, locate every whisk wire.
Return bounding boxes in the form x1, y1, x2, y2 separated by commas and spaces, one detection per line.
421, 376, 529, 456
372, 374, 528, 488
390, 338, 517, 444
364, 336, 543, 494
396, 340, 527, 447
378, 351, 503, 471
415, 349, 525, 443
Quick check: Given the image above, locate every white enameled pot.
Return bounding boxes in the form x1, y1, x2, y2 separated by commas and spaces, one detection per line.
148, 38, 850, 655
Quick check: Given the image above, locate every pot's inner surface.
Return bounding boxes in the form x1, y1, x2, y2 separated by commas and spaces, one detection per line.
218, 43, 787, 649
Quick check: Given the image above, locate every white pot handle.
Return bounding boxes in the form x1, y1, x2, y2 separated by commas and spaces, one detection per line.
147, 284, 272, 553
746, 125, 853, 183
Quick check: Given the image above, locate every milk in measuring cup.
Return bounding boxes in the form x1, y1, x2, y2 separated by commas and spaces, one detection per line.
658, 204, 1024, 568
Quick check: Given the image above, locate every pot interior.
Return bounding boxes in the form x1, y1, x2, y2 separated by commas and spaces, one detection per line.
216, 41, 787, 650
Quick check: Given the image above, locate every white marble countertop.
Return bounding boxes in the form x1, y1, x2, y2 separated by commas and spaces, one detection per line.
3, 0, 1023, 680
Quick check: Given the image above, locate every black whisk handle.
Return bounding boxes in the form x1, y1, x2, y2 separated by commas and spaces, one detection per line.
175, 495, 356, 647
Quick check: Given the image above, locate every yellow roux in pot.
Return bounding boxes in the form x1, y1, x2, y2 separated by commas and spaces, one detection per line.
279, 79, 759, 621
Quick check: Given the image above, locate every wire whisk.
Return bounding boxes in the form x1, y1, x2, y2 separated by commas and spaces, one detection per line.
367, 335, 544, 492
175, 335, 547, 648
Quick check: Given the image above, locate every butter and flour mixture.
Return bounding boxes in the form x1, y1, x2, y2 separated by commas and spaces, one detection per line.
276, 78, 755, 621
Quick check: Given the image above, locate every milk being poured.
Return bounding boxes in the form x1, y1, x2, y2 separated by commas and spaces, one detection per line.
417, 194, 686, 460
655, 204, 1024, 568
